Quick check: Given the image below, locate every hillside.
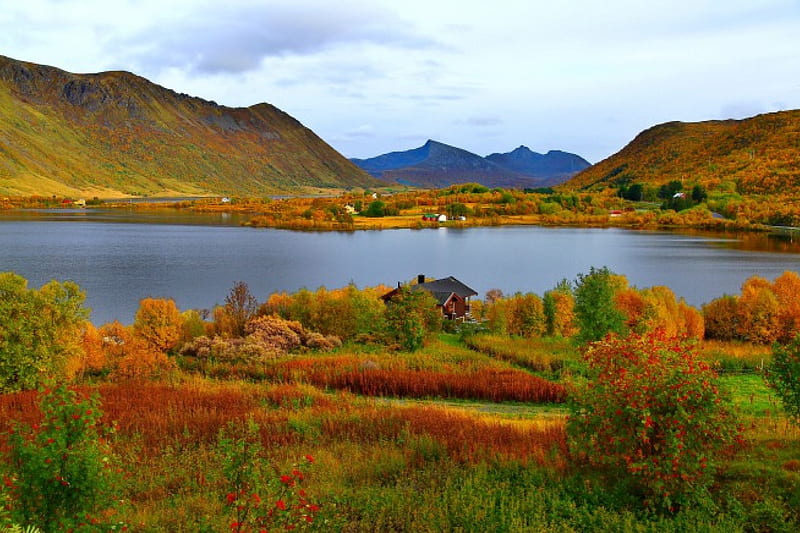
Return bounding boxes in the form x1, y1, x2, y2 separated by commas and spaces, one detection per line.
564, 110, 800, 194
0, 55, 378, 197
351, 140, 588, 189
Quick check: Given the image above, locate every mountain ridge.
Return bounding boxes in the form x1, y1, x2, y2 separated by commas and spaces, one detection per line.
563, 110, 800, 194
0, 55, 379, 197
351, 140, 589, 189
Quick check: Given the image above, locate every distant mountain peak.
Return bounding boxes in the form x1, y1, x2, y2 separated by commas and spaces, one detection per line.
352, 141, 590, 189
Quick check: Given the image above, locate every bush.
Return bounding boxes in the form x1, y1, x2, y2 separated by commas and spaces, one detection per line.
567, 331, 743, 511
5, 385, 120, 531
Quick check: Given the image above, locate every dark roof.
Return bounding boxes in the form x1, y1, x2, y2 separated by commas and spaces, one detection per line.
427, 290, 459, 306
413, 276, 477, 299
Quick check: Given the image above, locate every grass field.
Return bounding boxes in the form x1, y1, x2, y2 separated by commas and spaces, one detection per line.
2, 335, 799, 531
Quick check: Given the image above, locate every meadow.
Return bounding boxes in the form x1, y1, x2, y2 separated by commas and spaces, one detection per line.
2, 271, 800, 532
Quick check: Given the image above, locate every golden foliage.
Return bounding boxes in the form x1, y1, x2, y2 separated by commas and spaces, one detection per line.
98, 321, 175, 380
133, 297, 184, 353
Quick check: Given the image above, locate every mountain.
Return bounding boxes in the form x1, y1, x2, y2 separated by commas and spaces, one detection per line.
564, 110, 800, 194
351, 140, 589, 189
0, 55, 378, 197
485, 146, 589, 181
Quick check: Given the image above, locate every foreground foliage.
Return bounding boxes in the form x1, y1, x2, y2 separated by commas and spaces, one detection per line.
2, 272, 800, 530
4, 385, 119, 531
568, 331, 743, 511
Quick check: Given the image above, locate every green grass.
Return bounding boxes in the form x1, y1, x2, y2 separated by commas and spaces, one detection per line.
720, 374, 783, 417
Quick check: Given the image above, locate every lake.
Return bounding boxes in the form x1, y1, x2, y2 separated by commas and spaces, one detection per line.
2, 209, 800, 324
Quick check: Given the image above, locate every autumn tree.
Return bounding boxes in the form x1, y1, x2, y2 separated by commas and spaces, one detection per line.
216, 281, 259, 337
98, 321, 174, 380
179, 309, 207, 346
484, 288, 504, 305
737, 276, 780, 344
484, 297, 511, 335
544, 280, 577, 337
345, 283, 388, 339
507, 293, 546, 338
702, 295, 740, 341
614, 287, 649, 333
772, 271, 800, 342
72, 322, 107, 379
0, 273, 88, 391
133, 297, 184, 353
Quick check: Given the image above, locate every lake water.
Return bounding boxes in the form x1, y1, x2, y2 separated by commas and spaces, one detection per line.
2, 209, 800, 324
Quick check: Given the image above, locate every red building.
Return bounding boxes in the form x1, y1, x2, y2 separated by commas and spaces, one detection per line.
381, 275, 478, 320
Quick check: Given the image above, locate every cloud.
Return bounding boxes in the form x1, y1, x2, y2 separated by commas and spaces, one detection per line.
457, 116, 504, 127
342, 124, 375, 139
118, 1, 435, 75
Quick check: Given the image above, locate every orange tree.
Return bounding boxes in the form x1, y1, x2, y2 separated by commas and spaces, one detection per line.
567, 330, 742, 511
133, 297, 184, 353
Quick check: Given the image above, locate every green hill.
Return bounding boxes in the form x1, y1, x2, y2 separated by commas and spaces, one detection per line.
0, 55, 378, 197
564, 110, 800, 195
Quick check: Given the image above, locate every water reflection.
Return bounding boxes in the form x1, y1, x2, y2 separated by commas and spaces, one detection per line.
0, 208, 252, 226
1, 214, 800, 324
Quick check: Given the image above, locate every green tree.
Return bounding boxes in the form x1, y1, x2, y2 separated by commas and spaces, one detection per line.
658, 180, 683, 200
691, 184, 707, 203
0, 273, 88, 392
766, 337, 800, 425
573, 267, 626, 344
363, 200, 386, 217
619, 183, 644, 201
384, 286, 441, 351
446, 203, 468, 218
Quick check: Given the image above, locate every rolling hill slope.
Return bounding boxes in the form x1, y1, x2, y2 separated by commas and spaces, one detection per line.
564, 111, 800, 194
0, 55, 378, 197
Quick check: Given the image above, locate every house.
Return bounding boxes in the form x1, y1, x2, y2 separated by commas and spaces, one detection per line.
382, 274, 478, 320
344, 204, 357, 214
437, 214, 447, 223
421, 213, 438, 221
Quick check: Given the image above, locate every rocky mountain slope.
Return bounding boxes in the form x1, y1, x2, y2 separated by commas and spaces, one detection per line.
0, 55, 378, 197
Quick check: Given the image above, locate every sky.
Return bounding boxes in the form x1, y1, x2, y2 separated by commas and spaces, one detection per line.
2, 0, 800, 163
